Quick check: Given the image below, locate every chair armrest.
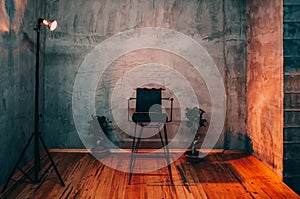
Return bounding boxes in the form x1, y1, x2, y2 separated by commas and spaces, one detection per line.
128, 97, 136, 122
162, 97, 174, 122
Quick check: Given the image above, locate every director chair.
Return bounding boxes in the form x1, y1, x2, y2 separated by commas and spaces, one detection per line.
127, 88, 173, 184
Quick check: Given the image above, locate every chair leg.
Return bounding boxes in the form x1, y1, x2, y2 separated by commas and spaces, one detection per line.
129, 123, 173, 185
129, 124, 143, 185
131, 124, 137, 153
158, 126, 166, 154
135, 125, 143, 153
163, 123, 173, 184
129, 124, 137, 184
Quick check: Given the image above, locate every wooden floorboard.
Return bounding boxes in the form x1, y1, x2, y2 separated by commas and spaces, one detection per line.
0, 150, 299, 199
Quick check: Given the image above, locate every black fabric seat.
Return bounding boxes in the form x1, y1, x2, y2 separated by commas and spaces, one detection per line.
132, 112, 167, 123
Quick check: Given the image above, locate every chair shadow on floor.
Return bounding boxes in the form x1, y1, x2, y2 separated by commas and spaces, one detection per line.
175, 153, 248, 184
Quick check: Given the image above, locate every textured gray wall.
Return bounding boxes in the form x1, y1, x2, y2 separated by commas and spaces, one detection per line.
224, 0, 247, 149
0, 1, 248, 186
43, 0, 247, 150
0, 0, 45, 185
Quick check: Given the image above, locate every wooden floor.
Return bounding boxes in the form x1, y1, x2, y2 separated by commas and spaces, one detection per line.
1, 150, 299, 199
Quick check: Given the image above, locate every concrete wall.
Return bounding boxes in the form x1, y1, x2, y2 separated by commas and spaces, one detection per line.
0, 0, 249, 185
43, 0, 247, 150
246, 0, 283, 176
0, 0, 45, 185
224, 0, 247, 149
0, 0, 289, 190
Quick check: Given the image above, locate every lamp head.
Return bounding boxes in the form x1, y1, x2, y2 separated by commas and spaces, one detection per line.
38, 18, 58, 31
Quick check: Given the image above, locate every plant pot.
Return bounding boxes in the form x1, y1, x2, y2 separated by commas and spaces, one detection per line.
184, 150, 206, 163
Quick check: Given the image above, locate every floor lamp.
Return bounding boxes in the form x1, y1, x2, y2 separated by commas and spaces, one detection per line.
1, 18, 65, 193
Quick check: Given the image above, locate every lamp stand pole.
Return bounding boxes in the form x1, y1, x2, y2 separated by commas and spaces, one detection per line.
1, 20, 64, 194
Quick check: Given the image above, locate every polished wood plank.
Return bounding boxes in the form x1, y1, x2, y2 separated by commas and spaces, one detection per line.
1, 150, 299, 199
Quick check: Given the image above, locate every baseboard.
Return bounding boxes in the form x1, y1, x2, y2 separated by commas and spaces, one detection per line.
48, 148, 233, 154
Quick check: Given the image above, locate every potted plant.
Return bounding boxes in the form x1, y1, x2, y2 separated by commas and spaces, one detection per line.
184, 107, 207, 162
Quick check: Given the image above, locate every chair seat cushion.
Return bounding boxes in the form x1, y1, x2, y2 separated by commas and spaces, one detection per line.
132, 112, 167, 123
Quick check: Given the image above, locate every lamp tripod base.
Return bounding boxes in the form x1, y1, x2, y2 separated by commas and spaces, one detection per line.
1, 132, 65, 193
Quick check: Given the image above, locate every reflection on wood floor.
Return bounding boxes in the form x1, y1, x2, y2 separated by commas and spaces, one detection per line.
1, 150, 299, 199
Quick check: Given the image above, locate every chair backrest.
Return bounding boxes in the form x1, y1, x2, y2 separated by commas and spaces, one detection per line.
136, 88, 162, 113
